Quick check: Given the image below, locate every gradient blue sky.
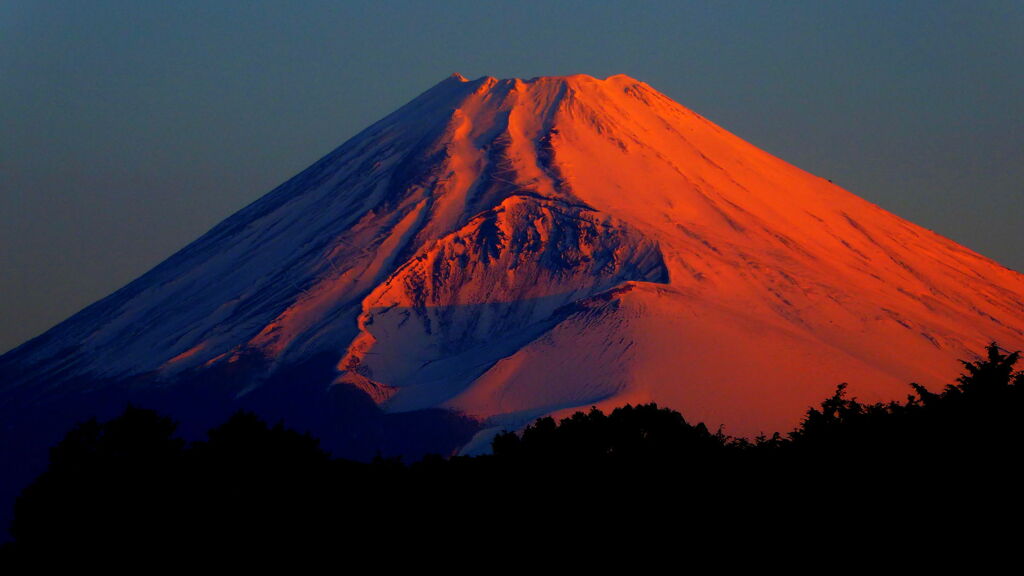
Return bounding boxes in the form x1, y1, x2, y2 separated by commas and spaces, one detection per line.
2, 1, 1022, 353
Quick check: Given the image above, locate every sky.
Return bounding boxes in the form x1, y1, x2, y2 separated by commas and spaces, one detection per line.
2, 1, 1022, 354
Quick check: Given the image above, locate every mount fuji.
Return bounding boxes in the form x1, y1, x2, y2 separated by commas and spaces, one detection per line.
4, 73, 1023, 474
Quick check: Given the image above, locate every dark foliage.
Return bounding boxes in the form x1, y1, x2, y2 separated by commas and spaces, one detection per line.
4, 343, 1022, 562
787, 343, 1024, 471
491, 404, 727, 467
10, 405, 187, 548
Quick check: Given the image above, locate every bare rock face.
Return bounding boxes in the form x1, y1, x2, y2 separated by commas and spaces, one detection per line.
340, 194, 668, 407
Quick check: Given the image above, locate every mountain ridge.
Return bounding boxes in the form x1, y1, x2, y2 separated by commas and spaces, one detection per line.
3, 73, 1023, 449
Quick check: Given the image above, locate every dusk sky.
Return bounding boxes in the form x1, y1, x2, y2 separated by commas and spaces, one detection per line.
2, 1, 1022, 354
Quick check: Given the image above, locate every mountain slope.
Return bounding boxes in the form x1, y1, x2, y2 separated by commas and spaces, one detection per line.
3, 73, 1023, 452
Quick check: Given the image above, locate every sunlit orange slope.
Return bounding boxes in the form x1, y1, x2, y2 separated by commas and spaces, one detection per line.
5, 74, 1023, 448
334, 74, 1024, 444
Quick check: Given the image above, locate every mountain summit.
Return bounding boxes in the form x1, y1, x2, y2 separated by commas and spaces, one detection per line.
3, 74, 1024, 459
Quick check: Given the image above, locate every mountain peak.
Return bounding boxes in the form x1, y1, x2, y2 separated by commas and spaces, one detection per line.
438, 73, 644, 89
4, 72, 1024, 454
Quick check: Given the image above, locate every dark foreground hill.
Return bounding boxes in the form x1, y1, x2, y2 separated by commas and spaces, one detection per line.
5, 74, 1024, 557
3, 344, 1021, 563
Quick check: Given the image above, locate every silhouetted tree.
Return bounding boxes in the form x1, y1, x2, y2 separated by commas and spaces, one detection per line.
492, 403, 732, 474
784, 342, 1024, 477
10, 405, 186, 551
7, 343, 1024, 560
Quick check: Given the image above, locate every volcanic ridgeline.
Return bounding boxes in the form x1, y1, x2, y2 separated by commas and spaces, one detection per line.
2, 73, 1023, 482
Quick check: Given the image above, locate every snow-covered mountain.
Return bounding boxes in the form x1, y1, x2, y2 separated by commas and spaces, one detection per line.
4, 73, 1024, 460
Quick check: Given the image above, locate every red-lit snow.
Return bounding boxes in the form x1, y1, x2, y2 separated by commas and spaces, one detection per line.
9, 74, 1024, 442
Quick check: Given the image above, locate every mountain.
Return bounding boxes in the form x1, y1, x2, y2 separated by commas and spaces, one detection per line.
3, 73, 1024, 469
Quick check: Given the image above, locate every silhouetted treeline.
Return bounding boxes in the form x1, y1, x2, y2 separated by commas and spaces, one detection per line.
787, 344, 1024, 465
4, 343, 1022, 561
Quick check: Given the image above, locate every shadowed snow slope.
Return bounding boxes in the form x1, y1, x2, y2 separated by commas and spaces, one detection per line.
3, 73, 1024, 460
